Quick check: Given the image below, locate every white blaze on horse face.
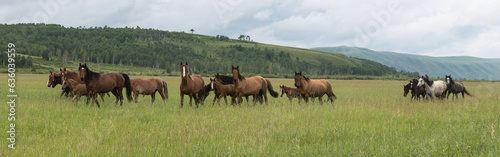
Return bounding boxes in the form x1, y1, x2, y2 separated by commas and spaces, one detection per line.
47, 77, 50, 86
211, 81, 214, 90
182, 66, 186, 77
446, 77, 450, 84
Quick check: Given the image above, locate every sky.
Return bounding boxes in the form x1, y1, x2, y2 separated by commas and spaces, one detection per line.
1, 0, 500, 58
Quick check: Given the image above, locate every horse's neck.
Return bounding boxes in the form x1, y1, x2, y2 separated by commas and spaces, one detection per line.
181, 76, 192, 85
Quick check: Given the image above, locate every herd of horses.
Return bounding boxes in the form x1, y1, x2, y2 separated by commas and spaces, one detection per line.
403, 74, 472, 100
46, 63, 473, 108
46, 62, 338, 108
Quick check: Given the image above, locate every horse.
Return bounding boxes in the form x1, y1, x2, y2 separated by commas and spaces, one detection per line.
294, 72, 337, 104
403, 80, 426, 100
445, 75, 472, 99
231, 66, 278, 105
279, 85, 302, 103
210, 78, 236, 105
411, 79, 426, 100
78, 63, 132, 107
179, 62, 205, 108
61, 68, 110, 101
215, 73, 262, 103
47, 71, 70, 97
61, 77, 90, 106
130, 78, 168, 105
417, 75, 447, 100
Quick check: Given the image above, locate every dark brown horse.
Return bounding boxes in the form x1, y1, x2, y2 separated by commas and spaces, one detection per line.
78, 63, 132, 107
179, 62, 205, 108
210, 78, 236, 105
130, 78, 168, 105
445, 75, 472, 99
61, 68, 108, 102
232, 66, 278, 105
294, 72, 337, 104
47, 71, 70, 97
403, 79, 426, 100
279, 85, 302, 103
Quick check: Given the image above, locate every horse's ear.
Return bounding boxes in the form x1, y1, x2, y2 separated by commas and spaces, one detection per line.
180, 62, 183, 65
50, 71, 52, 74
63, 68, 66, 71
236, 66, 239, 69
60, 68, 62, 72
186, 62, 188, 65
299, 71, 302, 75
84, 63, 86, 66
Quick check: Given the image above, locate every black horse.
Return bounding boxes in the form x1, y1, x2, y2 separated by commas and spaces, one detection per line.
445, 75, 472, 99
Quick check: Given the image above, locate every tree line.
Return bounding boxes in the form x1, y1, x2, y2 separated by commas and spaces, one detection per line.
0, 23, 417, 78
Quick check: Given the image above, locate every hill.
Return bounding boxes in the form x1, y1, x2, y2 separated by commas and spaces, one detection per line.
0, 23, 415, 79
313, 46, 500, 80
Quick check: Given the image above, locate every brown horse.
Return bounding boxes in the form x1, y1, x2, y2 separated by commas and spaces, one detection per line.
215, 73, 260, 103
294, 72, 337, 104
210, 78, 236, 105
78, 63, 132, 107
47, 71, 70, 97
279, 85, 302, 103
61, 77, 90, 106
403, 79, 426, 100
130, 78, 168, 105
232, 66, 278, 105
61, 68, 108, 101
179, 62, 205, 108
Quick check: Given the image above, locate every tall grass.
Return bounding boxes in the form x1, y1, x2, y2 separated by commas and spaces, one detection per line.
1, 75, 498, 156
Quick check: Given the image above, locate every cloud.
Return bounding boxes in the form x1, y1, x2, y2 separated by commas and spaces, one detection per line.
1, 0, 500, 58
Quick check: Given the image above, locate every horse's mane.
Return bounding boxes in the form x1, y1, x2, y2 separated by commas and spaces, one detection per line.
216, 74, 234, 84
236, 72, 245, 81
80, 65, 100, 82
423, 77, 434, 86
302, 75, 310, 82
448, 76, 455, 84
205, 84, 212, 91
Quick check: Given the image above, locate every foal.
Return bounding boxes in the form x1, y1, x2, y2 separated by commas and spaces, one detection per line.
279, 85, 302, 103
210, 78, 236, 105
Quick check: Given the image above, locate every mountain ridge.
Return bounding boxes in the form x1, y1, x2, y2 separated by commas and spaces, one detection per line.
313, 46, 500, 80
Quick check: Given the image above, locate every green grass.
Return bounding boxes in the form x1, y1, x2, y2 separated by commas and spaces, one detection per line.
1, 75, 499, 156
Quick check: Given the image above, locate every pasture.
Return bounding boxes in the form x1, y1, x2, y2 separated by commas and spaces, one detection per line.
1, 74, 499, 156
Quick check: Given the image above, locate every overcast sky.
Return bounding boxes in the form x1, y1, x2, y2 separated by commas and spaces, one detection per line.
2, 0, 500, 58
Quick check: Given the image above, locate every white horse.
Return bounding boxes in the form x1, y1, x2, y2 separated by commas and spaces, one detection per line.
417, 76, 447, 100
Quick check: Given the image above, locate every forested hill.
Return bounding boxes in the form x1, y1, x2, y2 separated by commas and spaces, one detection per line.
0, 23, 416, 78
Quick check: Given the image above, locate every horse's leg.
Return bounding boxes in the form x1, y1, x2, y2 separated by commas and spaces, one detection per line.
461, 91, 465, 99
111, 90, 119, 106
100, 93, 105, 102
223, 95, 227, 105
193, 94, 199, 108
151, 92, 156, 105
212, 93, 217, 106
180, 93, 184, 108
134, 91, 139, 104
318, 95, 323, 105
72, 95, 78, 106
93, 93, 100, 108
188, 93, 193, 107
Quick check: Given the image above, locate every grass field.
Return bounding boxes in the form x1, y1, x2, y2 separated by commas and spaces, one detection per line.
1, 74, 499, 156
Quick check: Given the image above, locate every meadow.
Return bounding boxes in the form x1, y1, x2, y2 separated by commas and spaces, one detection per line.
1, 74, 499, 156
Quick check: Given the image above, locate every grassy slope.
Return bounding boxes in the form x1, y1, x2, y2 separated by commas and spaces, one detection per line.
1, 74, 499, 156
313, 46, 500, 80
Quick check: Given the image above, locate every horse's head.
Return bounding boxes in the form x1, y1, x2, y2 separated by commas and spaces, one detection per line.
78, 63, 88, 81
279, 85, 285, 97
403, 81, 412, 97
417, 76, 426, 88
61, 74, 69, 90
294, 72, 303, 88
61, 68, 68, 86
48, 72, 54, 87
232, 66, 240, 83
210, 78, 215, 90
445, 75, 452, 85
180, 62, 189, 79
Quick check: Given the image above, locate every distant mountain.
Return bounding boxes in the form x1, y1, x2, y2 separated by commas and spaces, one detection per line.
313, 46, 500, 80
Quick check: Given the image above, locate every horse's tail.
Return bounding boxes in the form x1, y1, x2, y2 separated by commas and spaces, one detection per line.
122, 74, 133, 102
265, 79, 279, 98
327, 82, 337, 99
464, 88, 472, 97
162, 81, 169, 100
